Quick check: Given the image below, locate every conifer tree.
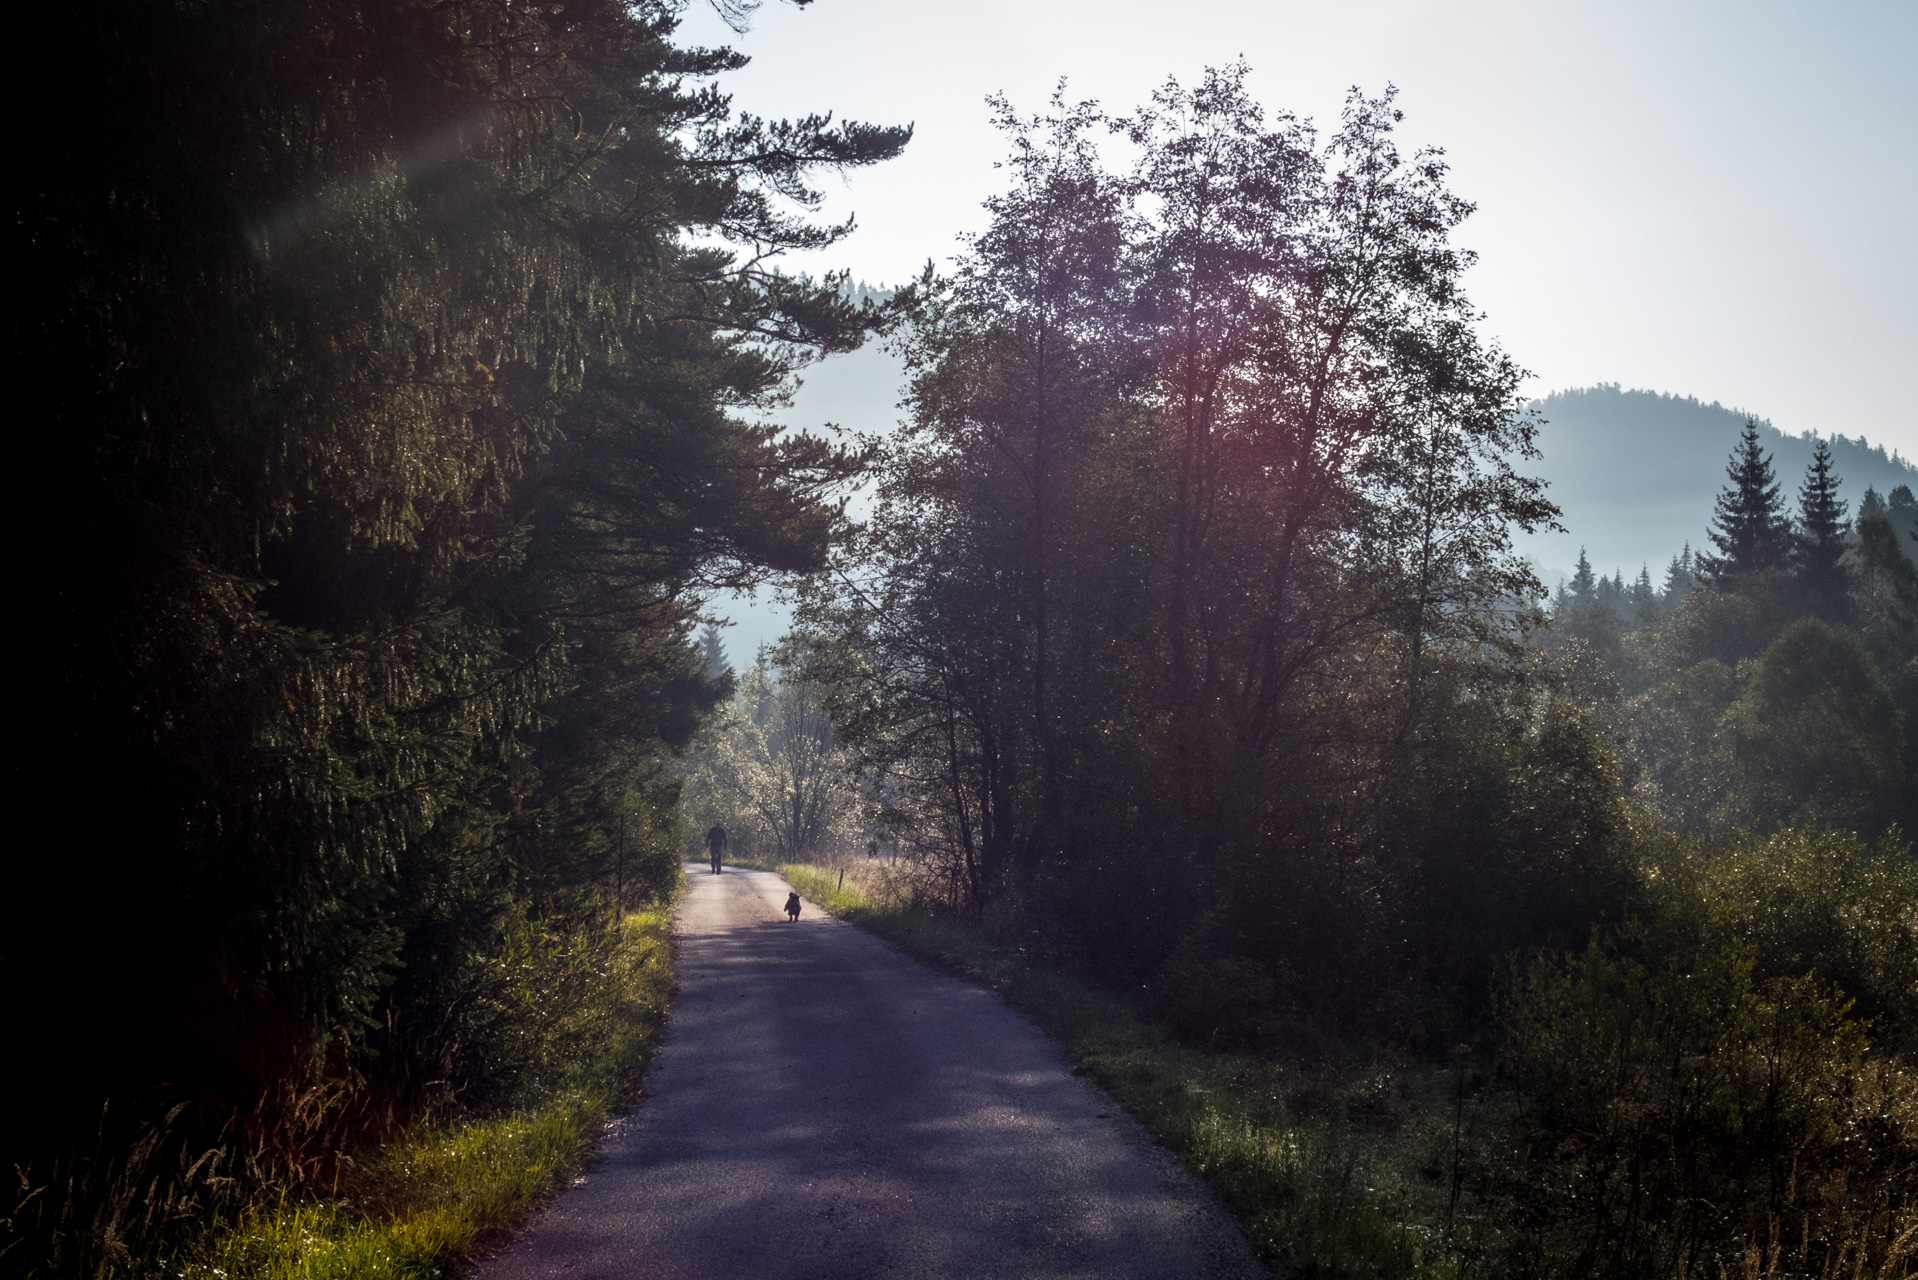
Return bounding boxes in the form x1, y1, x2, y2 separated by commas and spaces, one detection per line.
1889, 485, 1918, 555
1700, 418, 1794, 584
1569, 547, 1596, 606
700, 622, 732, 680
1797, 437, 1850, 620
1664, 542, 1697, 608
11, 0, 908, 1251
1632, 564, 1659, 626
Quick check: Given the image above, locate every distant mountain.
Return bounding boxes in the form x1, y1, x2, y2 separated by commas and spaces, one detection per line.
716, 371, 1915, 657
1515, 385, 1916, 588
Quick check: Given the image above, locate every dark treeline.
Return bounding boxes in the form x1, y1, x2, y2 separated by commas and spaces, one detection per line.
790, 71, 1917, 1274
8, 0, 899, 1268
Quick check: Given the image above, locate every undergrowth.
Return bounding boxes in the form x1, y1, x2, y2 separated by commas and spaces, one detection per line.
780, 850, 1918, 1280
142, 896, 676, 1280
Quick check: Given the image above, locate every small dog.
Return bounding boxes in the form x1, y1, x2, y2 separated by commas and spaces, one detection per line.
784, 891, 802, 922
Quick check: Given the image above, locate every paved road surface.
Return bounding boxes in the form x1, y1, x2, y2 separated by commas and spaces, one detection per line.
480, 867, 1269, 1279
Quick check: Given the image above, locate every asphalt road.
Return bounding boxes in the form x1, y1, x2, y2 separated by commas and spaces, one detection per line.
479, 866, 1269, 1280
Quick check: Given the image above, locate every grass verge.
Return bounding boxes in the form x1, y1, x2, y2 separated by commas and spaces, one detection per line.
778, 863, 1459, 1278
174, 896, 677, 1280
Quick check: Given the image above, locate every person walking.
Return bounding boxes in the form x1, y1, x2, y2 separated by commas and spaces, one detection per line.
705, 824, 728, 875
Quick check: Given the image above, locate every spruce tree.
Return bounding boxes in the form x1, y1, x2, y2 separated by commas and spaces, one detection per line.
1797, 437, 1850, 619
1569, 547, 1596, 606
1632, 563, 1659, 626
1664, 542, 1696, 608
12, 0, 908, 1251
699, 622, 732, 680
1700, 418, 1794, 584
1889, 485, 1918, 554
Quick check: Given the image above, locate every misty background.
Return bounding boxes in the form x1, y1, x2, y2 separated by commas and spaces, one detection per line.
684, 0, 1917, 661
673, 0, 1917, 456
711, 354, 1918, 662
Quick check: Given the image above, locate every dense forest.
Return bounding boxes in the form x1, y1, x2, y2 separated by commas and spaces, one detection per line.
1548, 441, 1915, 837
7, 0, 903, 1270
8, 4, 1915, 1277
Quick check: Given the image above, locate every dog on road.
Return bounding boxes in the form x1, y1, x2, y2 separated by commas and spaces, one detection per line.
784, 891, 801, 922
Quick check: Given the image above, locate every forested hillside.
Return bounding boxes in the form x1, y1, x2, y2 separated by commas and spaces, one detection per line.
1519, 384, 1916, 585
713, 356, 1918, 662
7, 1, 901, 1270
1546, 424, 1915, 831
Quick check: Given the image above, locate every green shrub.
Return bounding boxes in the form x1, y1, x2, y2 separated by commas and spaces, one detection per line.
1641, 826, 1918, 1046
1717, 619, 1905, 833
136, 899, 677, 1280
1498, 935, 1915, 1279
445, 897, 671, 1112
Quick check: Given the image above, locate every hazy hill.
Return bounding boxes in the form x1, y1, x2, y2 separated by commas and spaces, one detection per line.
716, 370, 1915, 659
1515, 384, 1916, 587
712, 340, 907, 661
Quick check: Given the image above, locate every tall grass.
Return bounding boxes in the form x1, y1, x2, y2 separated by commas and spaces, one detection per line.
183, 1097, 605, 1280
780, 851, 1918, 1280
141, 897, 677, 1280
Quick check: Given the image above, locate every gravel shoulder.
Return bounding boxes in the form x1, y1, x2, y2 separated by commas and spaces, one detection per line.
478, 866, 1269, 1279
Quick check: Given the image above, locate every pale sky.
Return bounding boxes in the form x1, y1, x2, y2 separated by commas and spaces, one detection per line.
683, 0, 1918, 661
681, 0, 1918, 453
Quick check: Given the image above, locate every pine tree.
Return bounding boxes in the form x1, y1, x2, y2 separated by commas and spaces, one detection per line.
1796, 437, 1850, 619
1700, 418, 1794, 583
1663, 543, 1696, 608
1632, 563, 1659, 626
1889, 485, 1918, 556
1569, 547, 1596, 606
699, 622, 732, 680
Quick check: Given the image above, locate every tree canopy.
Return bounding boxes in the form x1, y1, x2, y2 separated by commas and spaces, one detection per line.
795, 67, 1577, 998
